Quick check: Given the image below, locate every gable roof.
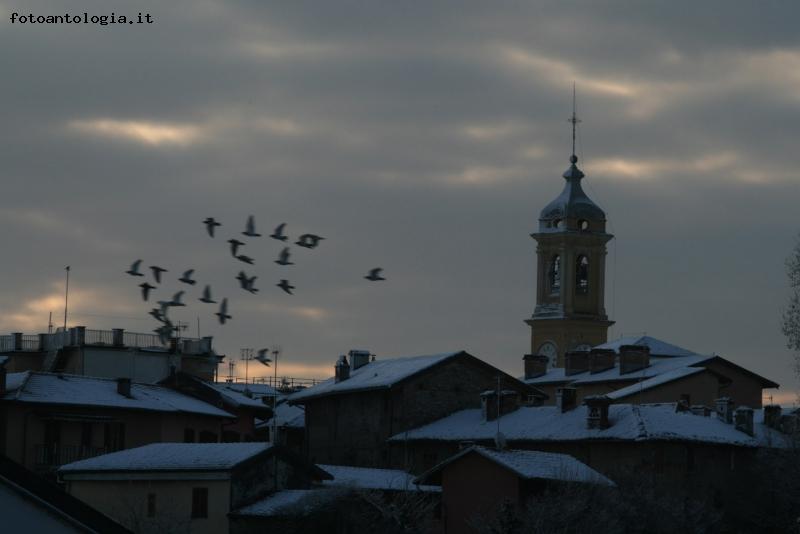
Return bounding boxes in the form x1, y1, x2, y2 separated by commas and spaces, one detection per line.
390, 403, 791, 448
59, 443, 273, 473
594, 336, 698, 357
318, 464, 440, 492
415, 446, 614, 487
606, 366, 707, 400
290, 351, 541, 403
3, 372, 233, 418
0, 454, 131, 533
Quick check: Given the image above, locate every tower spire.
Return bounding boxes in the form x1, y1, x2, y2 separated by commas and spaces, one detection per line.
568, 82, 581, 159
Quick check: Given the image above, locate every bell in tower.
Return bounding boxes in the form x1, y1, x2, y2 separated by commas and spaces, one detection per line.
526, 104, 614, 368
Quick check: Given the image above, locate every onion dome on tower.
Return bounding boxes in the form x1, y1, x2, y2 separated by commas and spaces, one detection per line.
538, 153, 607, 234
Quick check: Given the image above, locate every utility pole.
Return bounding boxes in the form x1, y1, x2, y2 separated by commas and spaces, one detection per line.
63, 266, 70, 330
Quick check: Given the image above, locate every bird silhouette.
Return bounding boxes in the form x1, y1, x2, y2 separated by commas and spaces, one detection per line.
236, 254, 255, 265
296, 233, 325, 249
275, 247, 294, 266
126, 260, 145, 277
203, 217, 221, 237
154, 324, 173, 345
277, 279, 295, 295
170, 291, 186, 307
244, 275, 259, 294
242, 215, 261, 237
255, 349, 272, 366
365, 268, 386, 281
178, 269, 196, 285
199, 285, 216, 304
148, 307, 167, 322
228, 239, 245, 257
216, 298, 232, 324
270, 223, 288, 242
150, 266, 167, 284
139, 282, 156, 301
236, 271, 249, 289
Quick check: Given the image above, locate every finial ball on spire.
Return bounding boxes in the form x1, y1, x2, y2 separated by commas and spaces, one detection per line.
570, 154, 578, 164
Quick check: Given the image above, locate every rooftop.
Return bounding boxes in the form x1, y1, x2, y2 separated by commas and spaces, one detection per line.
3, 372, 233, 418
390, 403, 790, 448
231, 489, 338, 517
59, 443, 272, 473
319, 464, 440, 492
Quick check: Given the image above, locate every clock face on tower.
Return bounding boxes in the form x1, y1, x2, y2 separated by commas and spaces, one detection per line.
537, 342, 558, 366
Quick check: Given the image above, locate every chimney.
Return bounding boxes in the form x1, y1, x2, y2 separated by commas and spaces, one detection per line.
523, 354, 549, 379
349, 350, 371, 371
734, 406, 754, 436
715, 397, 734, 424
74, 326, 86, 346
589, 348, 616, 374
556, 387, 577, 412
676, 393, 691, 412
12, 333, 23, 351
619, 345, 650, 374
334, 355, 350, 383
564, 351, 589, 376
481, 390, 499, 422
116, 377, 132, 398
690, 405, 711, 417
764, 404, 782, 429
112, 328, 124, 347
584, 395, 612, 429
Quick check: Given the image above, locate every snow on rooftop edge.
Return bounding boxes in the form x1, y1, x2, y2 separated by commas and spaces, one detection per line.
318, 464, 440, 492
471, 447, 615, 486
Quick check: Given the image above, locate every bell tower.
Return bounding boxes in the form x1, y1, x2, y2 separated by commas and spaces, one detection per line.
526, 99, 614, 368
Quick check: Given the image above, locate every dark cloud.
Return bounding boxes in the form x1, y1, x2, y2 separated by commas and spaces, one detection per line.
2, 0, 798, 395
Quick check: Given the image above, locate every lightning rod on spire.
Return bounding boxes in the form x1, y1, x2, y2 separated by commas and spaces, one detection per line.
568, 82, 581, 158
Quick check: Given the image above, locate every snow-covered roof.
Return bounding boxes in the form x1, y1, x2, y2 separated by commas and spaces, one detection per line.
60, 443, 272, 473
289, 351, 463, 402
606, 367, 706, 400
215, 382, 278, 397
3, 372, 232, 418
390, 403, 790, 448
524, 353, 713, 386
232, 489, 338, 517
595, 336, 698, 357
416, 446, 614, 487
258, 399, 305, 429
318, 464, 440, 492
206, 382, 271, 409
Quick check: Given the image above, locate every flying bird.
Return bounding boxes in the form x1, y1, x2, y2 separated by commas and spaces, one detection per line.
215, 298, 232, 325
126, 260, 144, 277
203, 217, 221, 237
154, 324, 173, 345
139, 282, 156, 301
275, 247, 294, 266
199, 285, 216, 304
270, 223, 288, 242
150, 266, 167, 284
236, 254, 255, 265
296, 233, 325, 249
242, 215, 261, 237
148, 307, 167, 322
277, 279, 295, 295
244, 276, 259, 294
236, 271, 249, 289
178, 269, 196, 285
365, 268, 386, 281
170, 291, 186, 307
255, 349, 272, 366
228, 239, 245, 257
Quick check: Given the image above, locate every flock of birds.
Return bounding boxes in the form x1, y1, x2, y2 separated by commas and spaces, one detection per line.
126, 216, 386, 342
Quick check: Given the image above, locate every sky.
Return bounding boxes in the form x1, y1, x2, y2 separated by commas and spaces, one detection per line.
2, 1, 799, 402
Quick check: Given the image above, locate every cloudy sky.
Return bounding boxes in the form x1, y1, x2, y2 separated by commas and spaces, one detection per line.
2, 1, 799, 400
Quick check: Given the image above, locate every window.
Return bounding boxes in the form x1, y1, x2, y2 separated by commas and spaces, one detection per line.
191, 487, 208, 519
183, 429, 195, 443
579, 219, 589, 231
576, 255, 589, 294
549, 255, 561, 294
147, 493, 156, 518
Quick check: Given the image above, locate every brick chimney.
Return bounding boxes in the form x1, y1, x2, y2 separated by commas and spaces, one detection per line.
715, 397, 734, 424
589, 348, 615, 374
690, 405, 711, 417
734, 406, 754, 436
556, 387, 577, 412
564, 351, 589, 376
619, 345, 650, 374
584, 395, 612, 429
523, 354, 549, 379
334, 355, 350, 383
481, 390, 521, 421
116, 377, 132, 398
349, 350, 371, 371
764, 404, 782, 429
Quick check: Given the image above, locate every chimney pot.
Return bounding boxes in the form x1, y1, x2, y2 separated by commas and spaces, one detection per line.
564, 351, 590, 376
764, 404, 782, 429
734, 406, 754, 436
116, 377, 132, 398
584, 395, 612, 429
349, 350, 371, 371
588, 348, 616, 374
715, 397, 734, 424
619, 345, 650, 374
523, 354, 549, 379
334, 355, 350, 383
556, 387, 577, 412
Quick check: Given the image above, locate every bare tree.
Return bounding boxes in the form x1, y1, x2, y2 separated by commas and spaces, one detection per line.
783, 234, 800, 378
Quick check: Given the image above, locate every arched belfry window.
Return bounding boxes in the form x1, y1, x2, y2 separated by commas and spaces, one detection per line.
576, 255, 589, 294
549, 255, 561, 294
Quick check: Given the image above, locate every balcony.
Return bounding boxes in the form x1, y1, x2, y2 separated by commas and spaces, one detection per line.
34, 444, 109, 468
